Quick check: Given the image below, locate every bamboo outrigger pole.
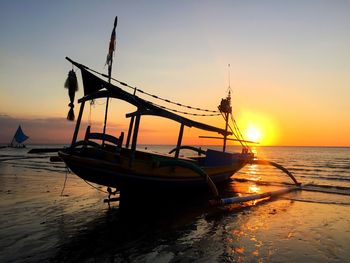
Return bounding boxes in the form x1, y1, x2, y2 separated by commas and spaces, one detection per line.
102, 16, 118, 146
199, 136, 258, 144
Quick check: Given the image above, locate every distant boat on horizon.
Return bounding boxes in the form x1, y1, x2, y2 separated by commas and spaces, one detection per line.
9, 125, 29, 148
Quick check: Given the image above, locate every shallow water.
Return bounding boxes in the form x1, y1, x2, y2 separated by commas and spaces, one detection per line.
0, 145, 349, 262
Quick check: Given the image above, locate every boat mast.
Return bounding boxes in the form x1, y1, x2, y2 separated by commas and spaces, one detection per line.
220, 92, 231, 152
102, 16, 118, 146
219, 64, 233, 152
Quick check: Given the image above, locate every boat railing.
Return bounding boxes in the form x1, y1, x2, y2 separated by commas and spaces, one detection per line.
84, 125, 124, 148
168, 145, 206, 156
70, 125, 124, 155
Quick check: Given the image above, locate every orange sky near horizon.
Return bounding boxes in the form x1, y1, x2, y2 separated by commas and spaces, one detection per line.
1, 1, 350, 147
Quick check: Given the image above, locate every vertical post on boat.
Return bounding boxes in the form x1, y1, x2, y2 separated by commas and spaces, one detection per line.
221, 67, 232, 152
102, 99, 110, 147
102, 16, 118, 146
223, 112, 229, 152
175, 123, 184, 158
71, 101, 85, 146
125, 115, 135, 149
130, 114, 141, 164
219, 90, 231, 153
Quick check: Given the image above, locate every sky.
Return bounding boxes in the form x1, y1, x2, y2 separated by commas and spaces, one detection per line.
0, 0, 349, 146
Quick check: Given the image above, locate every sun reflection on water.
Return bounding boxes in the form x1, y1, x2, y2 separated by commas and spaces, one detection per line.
250, 147, 258, 157
246, 163, 262, 182
248, 185, 261, 194
248, 165, 257, 174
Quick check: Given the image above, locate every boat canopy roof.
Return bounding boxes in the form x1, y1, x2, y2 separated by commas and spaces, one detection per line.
68, 57, 232, 136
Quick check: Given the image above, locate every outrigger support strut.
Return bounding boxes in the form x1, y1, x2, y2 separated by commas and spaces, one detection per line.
130, 114, 141, 165
210, 159, 301, 206
125, 115, 135, 148
251, 159, 300, 186
175, 124, 184, 158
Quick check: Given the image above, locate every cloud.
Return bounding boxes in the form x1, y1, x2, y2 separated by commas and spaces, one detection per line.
0, 115, 74, 144
0, 115, 128, 144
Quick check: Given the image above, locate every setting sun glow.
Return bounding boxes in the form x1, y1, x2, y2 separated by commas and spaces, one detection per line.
246, 126, 262, 143
237, 111, 280, 146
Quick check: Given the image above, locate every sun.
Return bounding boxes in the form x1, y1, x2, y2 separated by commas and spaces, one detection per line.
237, 111, 279, 145
245, 126, 262, 143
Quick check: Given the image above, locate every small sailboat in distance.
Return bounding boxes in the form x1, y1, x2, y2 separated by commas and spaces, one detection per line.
9, 125, 29, 148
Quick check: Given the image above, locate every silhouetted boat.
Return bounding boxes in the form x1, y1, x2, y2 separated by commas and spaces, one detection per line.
59, 57, 255, 199
9, 125, 29, 148
58, 17, 299, 204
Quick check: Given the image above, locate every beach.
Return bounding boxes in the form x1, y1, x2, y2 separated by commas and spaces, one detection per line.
0, 146, 349, 262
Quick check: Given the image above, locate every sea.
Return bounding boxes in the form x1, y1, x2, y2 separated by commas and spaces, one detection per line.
0, 145, 349, 262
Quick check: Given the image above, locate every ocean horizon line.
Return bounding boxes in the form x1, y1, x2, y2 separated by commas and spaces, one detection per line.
1, 143, 349, 148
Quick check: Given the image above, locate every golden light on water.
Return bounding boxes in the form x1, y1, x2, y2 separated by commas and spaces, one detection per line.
248, 185, 261, 194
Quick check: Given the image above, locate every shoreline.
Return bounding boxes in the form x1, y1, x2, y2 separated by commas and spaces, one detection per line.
1, 147, 350, 262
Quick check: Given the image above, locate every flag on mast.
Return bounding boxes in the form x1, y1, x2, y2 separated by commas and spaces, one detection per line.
106, 16, 118, 68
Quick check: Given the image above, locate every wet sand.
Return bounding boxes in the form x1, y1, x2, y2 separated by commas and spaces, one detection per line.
1, 149, 350, 262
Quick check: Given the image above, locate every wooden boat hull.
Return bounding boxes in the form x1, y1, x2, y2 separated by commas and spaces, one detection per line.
58, 148, 252, 193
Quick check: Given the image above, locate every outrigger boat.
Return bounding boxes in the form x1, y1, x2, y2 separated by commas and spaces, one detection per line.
59, 57, 255, 199
59, 17, 299, 205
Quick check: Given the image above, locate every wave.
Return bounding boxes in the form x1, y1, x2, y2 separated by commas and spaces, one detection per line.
233, 178, 350, 196
302, 182, 350, 192
0, 155, 53, 162
280, 197, 350, 206
297, 174, 350, 182
4, 161, 66, 174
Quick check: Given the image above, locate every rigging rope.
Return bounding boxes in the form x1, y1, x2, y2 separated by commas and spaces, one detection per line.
71, 61, 252, 139
231, 115, 250, 150
219, 111, 243, 146
218, 110, 251, 150
134, 88, 219, 113
84, 180, 109, 194
144, 98, 221, 116
82, 66, 220, 114
62, 164, 109, 194
61, 167, 70, 196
